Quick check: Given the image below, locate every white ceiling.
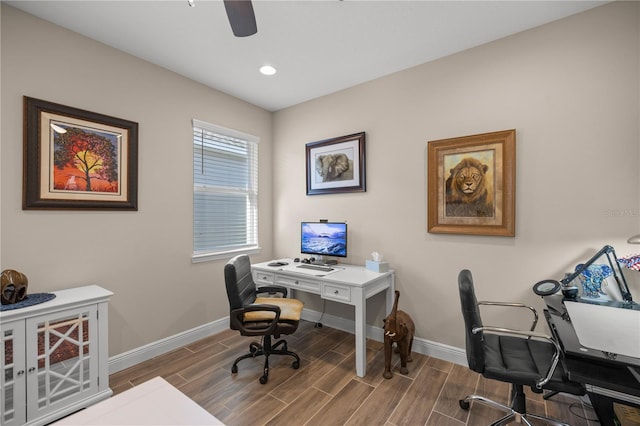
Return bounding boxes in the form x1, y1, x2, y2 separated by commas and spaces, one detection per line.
6, 0, 607, 112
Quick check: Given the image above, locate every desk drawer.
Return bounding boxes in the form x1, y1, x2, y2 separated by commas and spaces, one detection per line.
276, 275, 320, 294
254, 271, 275, 285
322, 283, 351, 303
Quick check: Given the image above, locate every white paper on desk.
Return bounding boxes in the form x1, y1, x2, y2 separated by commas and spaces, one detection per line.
565, 301, 640, 358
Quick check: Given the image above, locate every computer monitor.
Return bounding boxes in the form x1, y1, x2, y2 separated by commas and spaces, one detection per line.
301, 222, 347, 262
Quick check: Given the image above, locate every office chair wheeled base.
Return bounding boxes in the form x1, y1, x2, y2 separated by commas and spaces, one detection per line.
459, 384, 570, 426
231, 335, 300, 384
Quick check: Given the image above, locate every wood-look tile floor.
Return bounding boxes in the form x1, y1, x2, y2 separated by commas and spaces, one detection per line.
109, 320, 599, 425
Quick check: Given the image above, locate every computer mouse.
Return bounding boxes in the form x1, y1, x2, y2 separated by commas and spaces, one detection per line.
294, 258, 300, 262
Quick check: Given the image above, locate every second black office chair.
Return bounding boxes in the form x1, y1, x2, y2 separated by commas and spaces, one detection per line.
458, 269, 585, 426
224, 254, 303, 384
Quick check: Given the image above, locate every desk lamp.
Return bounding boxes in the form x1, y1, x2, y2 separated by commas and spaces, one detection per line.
561, 245, 633, 303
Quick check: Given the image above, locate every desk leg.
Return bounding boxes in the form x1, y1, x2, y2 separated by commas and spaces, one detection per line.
353, 276, 394, 378
588, 392, 616, 426
354, 288, 366, 378
386, 274, 395, 316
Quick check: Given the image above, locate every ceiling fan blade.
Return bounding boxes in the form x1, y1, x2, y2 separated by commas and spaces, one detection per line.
223, 0, 257, 37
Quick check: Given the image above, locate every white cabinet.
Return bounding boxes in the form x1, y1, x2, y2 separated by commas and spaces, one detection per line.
1, 286, 112, 426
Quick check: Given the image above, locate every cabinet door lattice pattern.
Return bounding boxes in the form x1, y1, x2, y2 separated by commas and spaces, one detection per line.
30, 308, 97, 415
2, 329, 16, 423
1, 287, 110, 426
2, 325, 26, 425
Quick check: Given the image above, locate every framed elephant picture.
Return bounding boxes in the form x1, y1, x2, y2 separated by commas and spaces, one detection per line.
427, 129, 516, 237
306, 132, 366, 195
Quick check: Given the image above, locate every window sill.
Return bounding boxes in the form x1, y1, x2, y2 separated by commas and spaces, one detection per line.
191, 246, 261, 264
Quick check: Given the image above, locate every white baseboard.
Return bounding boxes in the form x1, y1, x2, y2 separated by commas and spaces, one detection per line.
301, 308, 468, 367
109, 308, 467, 374
108, 317, 229, 374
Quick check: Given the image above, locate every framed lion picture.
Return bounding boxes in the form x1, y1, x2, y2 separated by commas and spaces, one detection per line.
427, 129, 515, 236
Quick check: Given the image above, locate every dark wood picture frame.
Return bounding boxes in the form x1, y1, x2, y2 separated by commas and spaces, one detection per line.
427, 129, 515, 236
306, 131, 366, 195
23, 97, 138, 210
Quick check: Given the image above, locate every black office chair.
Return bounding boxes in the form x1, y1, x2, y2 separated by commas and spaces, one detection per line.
224, 254, 303, 384
458, 269, 585, 426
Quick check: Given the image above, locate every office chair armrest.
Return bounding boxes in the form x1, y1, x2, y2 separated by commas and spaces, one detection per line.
256, 285, 288, 298
230, 304, 281, 336
473, 325, 561, 389
478, 301, 539, 332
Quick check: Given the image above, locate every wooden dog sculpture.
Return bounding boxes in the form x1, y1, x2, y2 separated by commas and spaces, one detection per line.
383, 290, 415, 379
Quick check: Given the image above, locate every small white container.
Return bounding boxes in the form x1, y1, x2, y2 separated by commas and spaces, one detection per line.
366, 260, 389, 273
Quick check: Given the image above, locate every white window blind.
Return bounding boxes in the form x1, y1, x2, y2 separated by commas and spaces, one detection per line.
192, 119, 259, 261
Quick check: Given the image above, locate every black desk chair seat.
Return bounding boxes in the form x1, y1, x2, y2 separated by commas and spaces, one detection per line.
225, 254, 303, 384
458, 269, 585, 426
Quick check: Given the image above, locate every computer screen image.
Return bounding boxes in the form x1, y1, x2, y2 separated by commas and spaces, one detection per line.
301, 222, 347, 258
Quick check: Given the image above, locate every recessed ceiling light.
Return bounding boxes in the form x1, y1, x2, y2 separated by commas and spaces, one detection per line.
259, 65, 277, 76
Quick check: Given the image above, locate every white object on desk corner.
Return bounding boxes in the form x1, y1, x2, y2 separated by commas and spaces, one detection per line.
366, 251, 388, 272
366, 260, 389, 273
564, 301, 640, 359
365, 255, 386, 273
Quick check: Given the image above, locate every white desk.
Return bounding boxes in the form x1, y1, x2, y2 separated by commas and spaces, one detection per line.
252, 259, 395, 377
52, 377, 223, 425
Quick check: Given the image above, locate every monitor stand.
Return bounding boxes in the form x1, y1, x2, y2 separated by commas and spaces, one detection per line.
312, 255, 337, 266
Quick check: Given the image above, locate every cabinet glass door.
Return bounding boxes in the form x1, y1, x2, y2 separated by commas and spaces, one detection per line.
26, 305, 98, 420
2, 320, 27, 426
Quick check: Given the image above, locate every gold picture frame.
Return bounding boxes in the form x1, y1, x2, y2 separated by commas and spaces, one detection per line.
427, 129, 515, 236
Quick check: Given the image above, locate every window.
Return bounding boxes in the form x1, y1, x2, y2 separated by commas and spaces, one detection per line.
192, 119, 259, 262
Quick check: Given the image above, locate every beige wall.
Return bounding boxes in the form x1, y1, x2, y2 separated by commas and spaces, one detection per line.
0, 5, 274, 356
0, 4, 3, 267
273, 1, 640, 348
1, 2, 638, 357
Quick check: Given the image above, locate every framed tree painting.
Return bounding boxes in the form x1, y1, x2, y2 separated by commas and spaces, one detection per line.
23, 97, 138, 210
306, 131, 366, 195
427, 129, 515, 236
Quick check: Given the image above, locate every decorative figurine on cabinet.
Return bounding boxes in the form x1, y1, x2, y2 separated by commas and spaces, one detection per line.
382, 290, 415, 379
1, 269, 29, 305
